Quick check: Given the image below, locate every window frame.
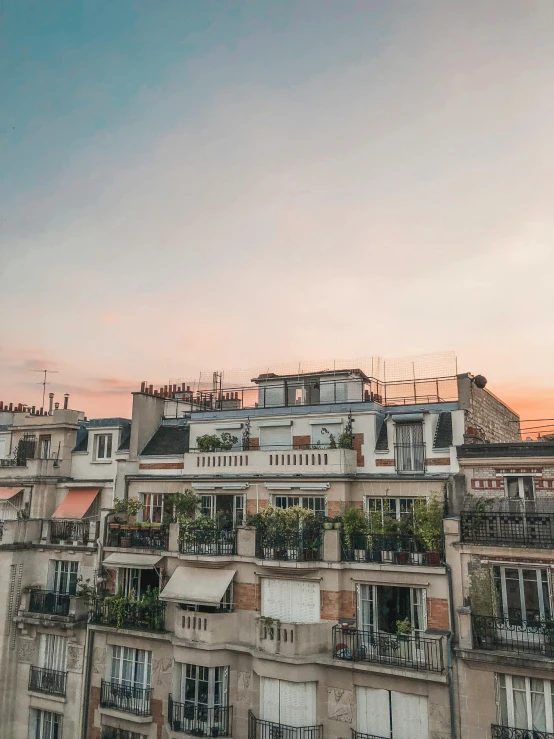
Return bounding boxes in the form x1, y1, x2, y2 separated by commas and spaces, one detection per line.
176, 663, 229, 710
94, 433, 113, 461
30, 708, 63, 739
497, 673, 554, 733
273, 495, 327, 515
51, 560, 79, 595
110, 646, 152, 689
504, 475, 535, 501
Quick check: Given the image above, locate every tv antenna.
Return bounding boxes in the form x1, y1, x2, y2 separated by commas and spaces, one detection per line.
31, 369, 59, 411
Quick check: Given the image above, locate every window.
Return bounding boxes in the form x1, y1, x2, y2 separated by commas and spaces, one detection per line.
273, 495, 326, 515
51, 561, 78, 595
260, 677, 317, 727
29, 709, 62, 739
141, 493, 164, 523
176, 663, 228, 710
117, 567, 158, 599
357, 583, 426, 634
365, 497, 416, 524
38, 435, 51, 460
261, 578, 320, 624
497, 674, 554, 734
494, 566, 551, 622
199, 494, 245, 526
94, 433, 113, 460
38, 634, 67, 672
395, 422, 425, 472
111, 646, 151, 689
505, 476, 535, 501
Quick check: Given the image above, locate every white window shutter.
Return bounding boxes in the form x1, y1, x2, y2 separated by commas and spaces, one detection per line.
356, 687, 391, 737
260, 677, 281, 724
391, 692, 429, 739
261, 579, 320, 623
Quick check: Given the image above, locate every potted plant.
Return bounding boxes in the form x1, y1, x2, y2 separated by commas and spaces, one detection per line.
396, 618, 413, 641
414, 497, 444, 566
341, 505, 369, 560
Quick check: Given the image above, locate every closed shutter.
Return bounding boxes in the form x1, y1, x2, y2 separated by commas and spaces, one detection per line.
356, 687, 391, 737
391, 692, 429, 739
259, 426, 291, 451
261, 579, 320, 623
260, 678, 316, 727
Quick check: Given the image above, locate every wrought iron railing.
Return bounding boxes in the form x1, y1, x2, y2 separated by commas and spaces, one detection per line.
90, 597, 166, 632
248, 710, 323, 739
341, 533, 444, 566
255, 526, 323, 562
472, 615, 554, 657
51, 519, 97, 545
100, 679, 151, 716
351, 732, 390, 739
394, 443, 426, 473
491, 725, 554, 739
333, 625, 444, 673
101, 728, 143, 739
168, 695, 233, 736
28, 665, 67, 696
106, 524, 169, 550
28, 590, 71, 617
461, 509, 554, 548
179, 528, 236, 556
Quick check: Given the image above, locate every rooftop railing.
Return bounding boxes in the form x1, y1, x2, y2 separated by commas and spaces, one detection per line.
28, 666, 67, 696
168, 695, 233, 736
100, 679, 151, 717
333, 625, 444, 673
341, 533, 444, 567
248, 710, 323, 739
472, 615, 554, 657
179, 527, 236, 556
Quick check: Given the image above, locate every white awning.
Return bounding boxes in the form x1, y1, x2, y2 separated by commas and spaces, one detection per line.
102, 553, 163, 569
160, 566, 236, 605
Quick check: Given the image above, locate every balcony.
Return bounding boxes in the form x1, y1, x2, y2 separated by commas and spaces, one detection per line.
352, 732, 389, 739
168, 695, 233, 736
28, 590, 71, 617
332, 625, 445, 673
28, 666, 67, 696
179, 527, 236, 556
472, 615, 554, 658
248, 711, 323, 739
257, 619, 331, 657
461, 508, 554, 548
492, 726, 554, 739
100, 679, 151, 716
101, 729, 142, 739
255, 525, 323, 562
90, 597, 166, 632
106, 523, 169, 550
341, 533, 444, 567
183, 448, 358, 476
394, 443, 426, 473
50, 519, 99, 546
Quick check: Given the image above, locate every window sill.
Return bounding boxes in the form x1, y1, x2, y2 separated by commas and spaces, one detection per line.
91, 459, 113, 464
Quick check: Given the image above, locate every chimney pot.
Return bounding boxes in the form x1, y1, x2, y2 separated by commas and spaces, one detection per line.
148, 385, 153, 394
63, 393, 69, 410
54, 402, 59, 410
9, 403, 13, 411
48, 392, 54, 415
140, 381, 146, 392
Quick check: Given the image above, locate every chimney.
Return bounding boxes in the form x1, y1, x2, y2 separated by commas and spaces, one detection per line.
63, 393, 69, 409
140, 381, 146, 392
48, 393, 54, 415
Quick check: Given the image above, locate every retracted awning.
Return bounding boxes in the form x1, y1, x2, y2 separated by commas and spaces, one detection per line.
52, 488, 99, 519
102, 553, 163, 569
0, 488, 23, 500
160, 566, 236, 605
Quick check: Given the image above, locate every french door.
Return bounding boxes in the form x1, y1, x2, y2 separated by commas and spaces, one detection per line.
52, 561, 78, 595
494, 567, 551, 623
497, 674, 554, 734
177, 664, 228, 731
357, 584, 426, 634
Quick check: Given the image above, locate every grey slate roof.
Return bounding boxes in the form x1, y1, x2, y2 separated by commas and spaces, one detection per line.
375, 420, 389, 451
117, 427, 131, 452
141, 425, 190, 456
433, 412, 453, 449
457, 443, 554, 459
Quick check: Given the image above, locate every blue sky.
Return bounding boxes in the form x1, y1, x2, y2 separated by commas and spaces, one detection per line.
1, 1, 554, 421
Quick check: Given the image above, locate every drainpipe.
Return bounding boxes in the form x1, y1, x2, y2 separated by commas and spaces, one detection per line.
446, 562, 458, 739
80, 627, 95, 739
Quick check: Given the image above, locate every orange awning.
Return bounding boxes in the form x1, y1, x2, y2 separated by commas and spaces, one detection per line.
52, 488, 99, 519
0, 488, 23, 501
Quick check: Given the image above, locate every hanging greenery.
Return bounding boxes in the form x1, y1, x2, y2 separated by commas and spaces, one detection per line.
196, 433, 238, 452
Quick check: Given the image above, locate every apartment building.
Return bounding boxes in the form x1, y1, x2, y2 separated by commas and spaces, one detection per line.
449, 441, 554, 739
0, 364, 521, 739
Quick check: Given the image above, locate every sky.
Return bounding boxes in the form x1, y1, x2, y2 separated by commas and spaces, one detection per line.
1, 0, 554, 435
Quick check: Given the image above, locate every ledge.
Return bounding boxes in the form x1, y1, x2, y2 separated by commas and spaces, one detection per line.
99, 706, 153, 724
28, 690, 66, 704
456, 646, 554, 673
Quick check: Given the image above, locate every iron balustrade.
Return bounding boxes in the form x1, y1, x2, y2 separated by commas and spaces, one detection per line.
101, 728, 144, 739
394, 443, 426, 473
50, 519, 97, 545
179, 528, 236, 556
492, 725, 554, 739
460, 509, 554, 548
248, 711, 323, 739
333, 625, 444, 673
28, 666, 67, 696
100, 679, 151, 716
351, 732, 390, 739
255, 525, 323, 562
341, 533, 444, 566
28, 590, 71, 616
90, 597, 166, 632
472, 615, 554, 657
106, 524, 169, 550
168, 695, 233, 736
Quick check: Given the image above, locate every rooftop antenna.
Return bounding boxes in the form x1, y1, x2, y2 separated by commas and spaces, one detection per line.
31, 369, 59, 411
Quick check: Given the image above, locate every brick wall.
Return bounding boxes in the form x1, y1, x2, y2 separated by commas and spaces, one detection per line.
321, 589, 356, 621
293, 435, 311, 450
87, 686, 100, 739
235, 582, 258, 611
462, 378, 520, 443
352, 433, 364, 466
427, 597, 450, 630
248, 437, 259, 450
246, 499, 268, 515
139, 462, 184, 470
152, 697, 164, 739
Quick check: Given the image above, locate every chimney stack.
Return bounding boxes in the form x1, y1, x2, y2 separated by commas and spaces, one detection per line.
48, 393, 54, 415
63, 393, 69, 410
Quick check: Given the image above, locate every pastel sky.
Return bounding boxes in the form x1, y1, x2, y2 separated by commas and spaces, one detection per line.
1, 1, 554, 436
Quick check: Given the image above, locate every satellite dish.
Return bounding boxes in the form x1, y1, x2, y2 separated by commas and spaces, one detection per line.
473, 375, 487, 389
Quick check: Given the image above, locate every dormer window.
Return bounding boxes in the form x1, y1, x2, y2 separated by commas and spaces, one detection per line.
94, 433, 112, 461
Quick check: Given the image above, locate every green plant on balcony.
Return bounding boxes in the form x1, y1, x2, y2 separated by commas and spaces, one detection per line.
112, 497, 144, 521
196, 433, 238, 452
338, 411, 355, 449
413, 496, 444, 553
341, 505, 369, 551
167, 490, 200, 522
396, 618, 413, 635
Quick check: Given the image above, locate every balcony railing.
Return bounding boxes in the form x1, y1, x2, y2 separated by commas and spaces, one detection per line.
333, 625, 444, 673
28, 666, 67, 696
28, 590, 71, 617
352, 732, 390, 739
51, 519, 98, 545
100, 679, 151, 716
168, 695, 233, 736
341, 533, 444, 566
472, 615, 554, 657
394, 443, 426, 473
255, 526, 323, 562
106, 524, 169, 550
248, 711, 323, 739
461, 509, 554, 548
101, 728, 143, 739
90, 597, 166, 632
492, 725, 554, 739
179, 528, 236, 556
